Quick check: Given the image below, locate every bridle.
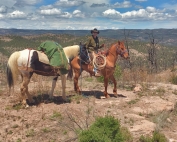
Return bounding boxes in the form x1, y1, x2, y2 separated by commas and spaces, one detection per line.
116, 44, 128, 57
108, 43, 127, 58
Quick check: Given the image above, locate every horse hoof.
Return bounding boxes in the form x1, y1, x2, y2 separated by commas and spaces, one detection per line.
25, 104, 30, 108
105, 95, 110, 98
100, 96, 106, 99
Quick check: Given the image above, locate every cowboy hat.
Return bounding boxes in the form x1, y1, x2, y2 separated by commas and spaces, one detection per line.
91, 28, 99, 34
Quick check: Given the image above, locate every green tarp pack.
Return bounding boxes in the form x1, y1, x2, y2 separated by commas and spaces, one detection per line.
37, 41, 69, 74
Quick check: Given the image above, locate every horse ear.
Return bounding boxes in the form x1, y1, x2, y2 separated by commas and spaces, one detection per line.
118, 40, 121, 45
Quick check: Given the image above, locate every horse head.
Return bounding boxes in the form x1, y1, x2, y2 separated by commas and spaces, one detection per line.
116, 41, 129, 59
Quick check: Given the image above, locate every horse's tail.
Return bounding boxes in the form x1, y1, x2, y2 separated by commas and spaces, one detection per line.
67, 62, 73, 80
6, 51, 20, 92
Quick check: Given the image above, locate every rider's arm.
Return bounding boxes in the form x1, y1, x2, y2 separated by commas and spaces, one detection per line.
85, 36, 91, 49
85, 36, 94, 52
99, 44, 104, 49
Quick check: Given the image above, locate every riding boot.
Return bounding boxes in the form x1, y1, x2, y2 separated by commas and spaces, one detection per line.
88, 52, 93, 64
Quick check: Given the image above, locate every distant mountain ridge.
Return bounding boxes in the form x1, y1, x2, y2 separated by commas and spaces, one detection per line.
0, 28, 177, 46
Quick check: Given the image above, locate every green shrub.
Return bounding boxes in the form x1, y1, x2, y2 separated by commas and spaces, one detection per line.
170, 75, 177, 85
114, 65, 122, 80
79, 116, 125, 142
152, 131, 167, 142
139, 135, 152, 142
85, 77, 94, 82
121, 127, 133, 142
96, 65, 122, 83
139, 130, 167, 142
96, 75, 104, 83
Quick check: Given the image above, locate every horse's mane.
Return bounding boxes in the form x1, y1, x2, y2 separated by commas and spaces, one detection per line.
99, 42, 117, 56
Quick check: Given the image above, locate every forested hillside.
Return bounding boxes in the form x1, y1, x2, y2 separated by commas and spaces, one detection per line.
1, 33, 177, 74
1, 28, 177, 46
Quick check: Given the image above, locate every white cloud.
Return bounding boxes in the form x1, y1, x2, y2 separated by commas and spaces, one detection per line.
122, 9, 148, 19
55, 0, 85, 7
0, 0, 177, 29
14, 0, 42, 6
112, 1, 132, 8
90, 3, 108, 8
7, 10, 26, 19
73, 10, 85, 18
65, 26, 75, 30
0, 0, 16, 7
91, 12, 101, 17
103, 7, 176, 21
0, 6, 7, 13
59, 12, 72, 18
146, 7, 156, 13
40, 7, 72, 18
103, 9, 122, 18
0, 13, 4, 18
40, 8, 62, 15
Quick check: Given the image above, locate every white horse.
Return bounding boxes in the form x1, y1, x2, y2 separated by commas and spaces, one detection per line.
6, 45, 80, 106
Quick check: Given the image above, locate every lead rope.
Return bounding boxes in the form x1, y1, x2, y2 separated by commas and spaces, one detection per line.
26, 48, 32, 70
79, 42, 83, 95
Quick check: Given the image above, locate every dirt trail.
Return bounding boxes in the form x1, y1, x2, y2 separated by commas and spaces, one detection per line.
0, 76, 177, 142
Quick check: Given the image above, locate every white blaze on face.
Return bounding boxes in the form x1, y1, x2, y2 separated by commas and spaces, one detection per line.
17, 49, 35, 67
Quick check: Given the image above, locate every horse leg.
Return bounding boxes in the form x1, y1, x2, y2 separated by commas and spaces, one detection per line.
103, 77, 110, 98
109, 74, 117, 97
20, 72, 34, 105
49, 76, 58, 99
60, 75, 67, 101
73, 69, 81, 94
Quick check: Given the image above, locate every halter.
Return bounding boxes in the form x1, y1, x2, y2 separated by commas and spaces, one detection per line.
108, 43, 127, 58
116, 44, 128, 57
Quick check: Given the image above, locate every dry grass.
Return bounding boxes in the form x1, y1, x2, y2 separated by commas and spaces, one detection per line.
120, 67, 173, 84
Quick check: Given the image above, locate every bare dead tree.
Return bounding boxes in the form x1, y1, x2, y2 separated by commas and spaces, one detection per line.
123, 29, 132, 69
171, 51, 177, 71
146, 31, 160, 73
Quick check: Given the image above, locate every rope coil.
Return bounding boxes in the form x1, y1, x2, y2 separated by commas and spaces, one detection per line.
92, 54, 106, 70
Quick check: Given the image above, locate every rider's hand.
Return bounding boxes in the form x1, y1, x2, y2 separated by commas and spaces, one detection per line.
101, 44, 104, 48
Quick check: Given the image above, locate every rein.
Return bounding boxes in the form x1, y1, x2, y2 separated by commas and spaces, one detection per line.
107, 44, 127, 58
106, 44, 119, 59
26, 48, 33, 70
103, 44, 127, 69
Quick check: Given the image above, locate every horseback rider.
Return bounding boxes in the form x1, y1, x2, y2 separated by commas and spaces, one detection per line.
85, 28, 104, 76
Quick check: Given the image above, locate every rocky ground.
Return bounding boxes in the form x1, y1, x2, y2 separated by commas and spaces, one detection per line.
0, 72, 177, 142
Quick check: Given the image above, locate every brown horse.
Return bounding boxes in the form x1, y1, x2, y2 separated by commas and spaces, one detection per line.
67, 41, 129, 98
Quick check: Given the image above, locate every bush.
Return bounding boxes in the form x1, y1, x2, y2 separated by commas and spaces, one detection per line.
152, 131, 167, 142
96, 75, 104, 83
170, 74, 177, 85
79, 116, 125, 142
121, 127, 133, 142
114, 65, 122, 80
139, 130, 167, 142
96, 65, 122, 83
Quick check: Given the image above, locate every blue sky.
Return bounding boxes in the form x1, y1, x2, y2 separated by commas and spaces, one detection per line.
0, 0, 177, 30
